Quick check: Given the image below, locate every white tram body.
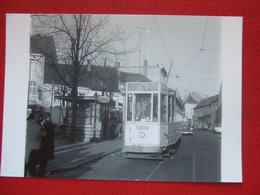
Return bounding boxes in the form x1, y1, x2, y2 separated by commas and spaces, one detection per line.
121, 82, 184, 159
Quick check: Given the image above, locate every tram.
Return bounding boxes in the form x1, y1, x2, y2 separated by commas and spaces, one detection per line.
119, 82, 184, 159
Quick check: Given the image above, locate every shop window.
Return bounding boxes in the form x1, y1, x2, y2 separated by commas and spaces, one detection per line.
29, 81, 37, 95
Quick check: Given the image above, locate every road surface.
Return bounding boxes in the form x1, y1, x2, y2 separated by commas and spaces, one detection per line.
48, 130, 221, 182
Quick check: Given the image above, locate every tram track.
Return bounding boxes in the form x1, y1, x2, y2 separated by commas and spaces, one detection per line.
86, 151, 128, 179
187, 145, 196, 182
145, 160, 164, 181
49, 130, 220, 182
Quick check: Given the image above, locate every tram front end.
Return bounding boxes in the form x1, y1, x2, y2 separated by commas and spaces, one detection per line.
122, 123, 166, 159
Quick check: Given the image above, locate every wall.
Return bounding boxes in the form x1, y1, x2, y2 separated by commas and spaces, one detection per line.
184, 102, 196, 122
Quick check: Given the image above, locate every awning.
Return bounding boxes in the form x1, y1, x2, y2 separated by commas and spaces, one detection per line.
55, 96, 122, 106
55, 96, 96, 102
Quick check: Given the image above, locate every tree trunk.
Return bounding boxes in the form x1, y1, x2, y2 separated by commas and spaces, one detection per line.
69, 64, 79, 143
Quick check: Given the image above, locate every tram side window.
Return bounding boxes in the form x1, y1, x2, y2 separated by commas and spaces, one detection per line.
172, 97, 175, 122
127, 94, 132, 121
134, 94, 151, 122
153, 94, 158, 122
168, 96, 172, 123
161, 94, 167, 122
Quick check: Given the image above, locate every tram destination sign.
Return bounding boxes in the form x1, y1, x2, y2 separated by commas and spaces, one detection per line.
127, 82, 159, 92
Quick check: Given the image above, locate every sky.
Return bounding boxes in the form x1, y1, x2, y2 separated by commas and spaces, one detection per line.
31, 14, 222, 98
107, 15, 222, 98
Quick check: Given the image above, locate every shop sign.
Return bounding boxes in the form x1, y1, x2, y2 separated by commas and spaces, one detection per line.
98, 96, 110, 103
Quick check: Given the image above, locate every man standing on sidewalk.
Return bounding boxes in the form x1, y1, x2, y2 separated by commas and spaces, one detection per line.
27, 112, 55, 177
38, 112, 55, 177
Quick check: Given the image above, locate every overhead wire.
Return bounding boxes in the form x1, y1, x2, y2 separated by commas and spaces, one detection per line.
152, 16, 179, 86
179, 49, 201, 75
179, 17, 209, 76
200, 17, 209, 51
152, 16, 209, 90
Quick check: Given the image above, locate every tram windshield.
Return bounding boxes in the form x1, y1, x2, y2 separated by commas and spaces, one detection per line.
134, 94, 151, 122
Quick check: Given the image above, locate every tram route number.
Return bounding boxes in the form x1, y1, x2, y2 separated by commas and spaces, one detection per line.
136, 125, 149, 131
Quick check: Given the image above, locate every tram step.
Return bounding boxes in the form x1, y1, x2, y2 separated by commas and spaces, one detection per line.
163, 148, 176, 157
124, 153, 163, 160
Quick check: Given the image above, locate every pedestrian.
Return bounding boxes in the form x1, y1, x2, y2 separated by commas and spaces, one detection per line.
115, 119, 123, 139
38, 112, 55, 177
111, 117, 117, 138
27, 109, 35, 120
26, 110, 41, 177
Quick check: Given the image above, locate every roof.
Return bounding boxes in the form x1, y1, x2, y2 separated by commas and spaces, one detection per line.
30, 34, 58, 64
184, 92, 202, 104
194, 95, 218, 109
189, 92, 202, 103
120, 71, 151, 82
44, 64, 119, 92
31, 35, 151, 92
185, 94, 198, 104
44, 63, 151, 92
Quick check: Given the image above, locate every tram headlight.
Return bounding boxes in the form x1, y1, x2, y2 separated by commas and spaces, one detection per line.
139, 131, 145, 138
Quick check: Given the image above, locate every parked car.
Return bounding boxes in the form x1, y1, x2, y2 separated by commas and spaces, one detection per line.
214, 126, 222, 134
181, 122, 194, 135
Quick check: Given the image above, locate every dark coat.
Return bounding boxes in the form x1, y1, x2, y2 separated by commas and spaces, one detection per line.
40, 120, 55, 160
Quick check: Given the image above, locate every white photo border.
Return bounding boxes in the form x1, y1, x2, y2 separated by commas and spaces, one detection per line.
0, 14, 242, 182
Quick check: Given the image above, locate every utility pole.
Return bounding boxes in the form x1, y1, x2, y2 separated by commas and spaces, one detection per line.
27, 59, 32, 112
50, 80, 54, 120
136, 27, 149, 73
138, 30, 141, 73
166, 62, 172, 85
93, 92, 97, 141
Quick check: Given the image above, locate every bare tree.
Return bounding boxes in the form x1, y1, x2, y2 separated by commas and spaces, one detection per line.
32, 14, 128, 143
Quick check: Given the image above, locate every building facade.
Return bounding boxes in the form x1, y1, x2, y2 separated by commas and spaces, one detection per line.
28, 34, 152, 142
193, 95, 219, 130
183, 92, 202, 125
29, 34, 185, 142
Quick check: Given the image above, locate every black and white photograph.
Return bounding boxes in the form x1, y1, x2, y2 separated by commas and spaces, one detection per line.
1, 14, 242, 182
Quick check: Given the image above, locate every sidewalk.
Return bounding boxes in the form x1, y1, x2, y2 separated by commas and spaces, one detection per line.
47, 139, 122, 173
